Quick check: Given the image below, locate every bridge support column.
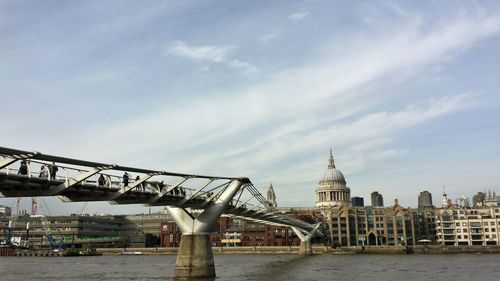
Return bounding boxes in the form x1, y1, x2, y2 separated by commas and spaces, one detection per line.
292, 223, 321, 255
166, 179, 244, 279
175, 233, 215, 278
298, 240, 313, 255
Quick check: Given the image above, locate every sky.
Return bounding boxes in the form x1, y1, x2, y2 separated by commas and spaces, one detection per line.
1, 0, 500, 215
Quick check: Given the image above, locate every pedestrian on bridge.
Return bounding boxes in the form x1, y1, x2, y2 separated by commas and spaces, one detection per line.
104, 175, 111, 187
49, 162, 58, 180
98, 174, 105, 186
39, 165, 49, 178
135, 176, 140, 191
123, 172, 129, 187
18, 160, 28, 175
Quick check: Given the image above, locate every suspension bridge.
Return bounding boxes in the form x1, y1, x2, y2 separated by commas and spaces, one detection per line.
0, 146, 322, 279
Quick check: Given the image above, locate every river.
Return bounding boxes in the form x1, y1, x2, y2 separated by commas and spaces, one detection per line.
1, 254, 499, 280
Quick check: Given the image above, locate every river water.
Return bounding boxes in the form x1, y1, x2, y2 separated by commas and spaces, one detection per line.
1, 254, 499, 281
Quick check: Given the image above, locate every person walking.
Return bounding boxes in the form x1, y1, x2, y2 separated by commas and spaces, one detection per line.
123, 172, 129, 187
49, 162, 58, 180
98, 174, 105, 186
18, 160, 28, 175
135, 176, 140, 191
39, 165, 49, 178
104, 175, 112, 188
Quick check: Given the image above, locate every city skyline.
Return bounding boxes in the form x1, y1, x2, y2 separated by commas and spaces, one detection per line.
1, 1, 500, 214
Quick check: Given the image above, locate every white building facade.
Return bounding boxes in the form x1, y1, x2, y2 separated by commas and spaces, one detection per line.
435, 205, 500, 246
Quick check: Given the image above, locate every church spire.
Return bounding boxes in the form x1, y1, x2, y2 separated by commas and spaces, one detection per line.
267, 181, 277, 208
328, 147, 335, 169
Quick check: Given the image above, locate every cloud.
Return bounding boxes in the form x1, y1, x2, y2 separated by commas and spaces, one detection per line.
260, 29, 281, 43
164, 40, 259, 74
288, 11, 310, 21
166, 40, 234, 63
214, 93, 479, 174
73, 13, 500, 171
3, 4, 500, 211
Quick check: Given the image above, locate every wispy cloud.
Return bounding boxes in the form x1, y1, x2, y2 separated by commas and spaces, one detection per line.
71, 11, 500, 183
289, 11, 310, 21
203, 93, 479, 175
164, 40, 259, 74
78, 14, 499, 160
260, 28, 281, 43
166, 41, 234, 63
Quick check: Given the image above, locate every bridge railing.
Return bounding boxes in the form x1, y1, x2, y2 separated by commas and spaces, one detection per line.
1, 147, 231, 195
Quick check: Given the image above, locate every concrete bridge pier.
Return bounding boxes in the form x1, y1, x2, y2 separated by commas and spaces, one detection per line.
166, 179, 244, 279
292, 223, 321, 255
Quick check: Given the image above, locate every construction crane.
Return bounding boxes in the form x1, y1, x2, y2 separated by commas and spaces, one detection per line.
39, 198, 64, 252
2, 198, 31, 248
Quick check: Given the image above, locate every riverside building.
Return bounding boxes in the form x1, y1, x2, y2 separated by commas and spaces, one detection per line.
0, 205, 11, 217
325, 201, 428, 247
435, 193, 500, 246
0, 214, 126, 248
314, 148, 426, 246
0, 212, 174, 249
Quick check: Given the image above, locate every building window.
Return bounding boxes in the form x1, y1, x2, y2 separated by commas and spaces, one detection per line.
455, 223, 460, 226
464, 235, 468, 239
484, 222, 489, 226
456, 229, 461, 233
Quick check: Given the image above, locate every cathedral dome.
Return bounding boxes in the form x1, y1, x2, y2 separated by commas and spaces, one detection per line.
315, 147, 351, 208
319, 149, 346, 186
321, 166, 346, 185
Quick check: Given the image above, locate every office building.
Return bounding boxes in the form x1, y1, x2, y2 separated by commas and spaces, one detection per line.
351, 197, 364, 207
0, 205, 11, 217
371, 191, 384, 207
418, 191, 433, 208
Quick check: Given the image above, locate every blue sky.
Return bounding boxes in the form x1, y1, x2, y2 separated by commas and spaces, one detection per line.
1, 0, 500, 214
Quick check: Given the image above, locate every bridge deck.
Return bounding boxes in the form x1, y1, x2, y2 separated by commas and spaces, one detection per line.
0, 146, 320, 234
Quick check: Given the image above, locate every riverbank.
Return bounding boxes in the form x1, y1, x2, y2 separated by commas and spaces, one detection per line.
95, 245, 500, 255
97, 245, 356, 255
